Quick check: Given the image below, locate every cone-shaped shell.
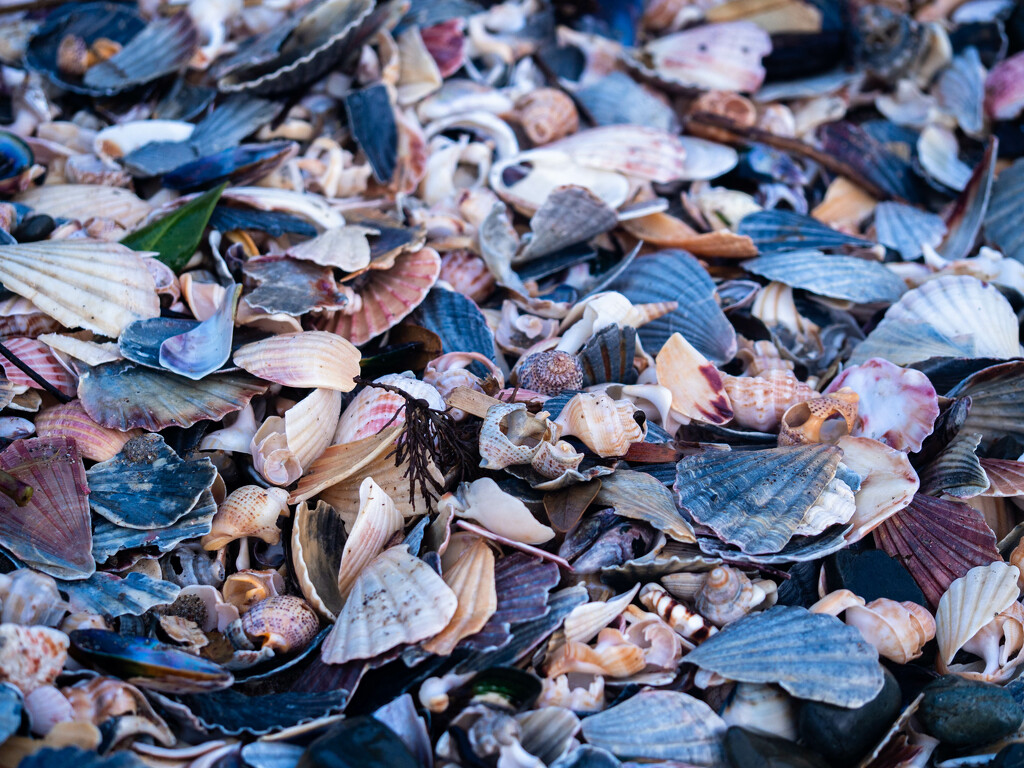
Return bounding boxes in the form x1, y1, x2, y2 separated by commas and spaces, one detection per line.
0, 437, 93, 580
838, 436, 919, 544
724, 370, 817, 433
232, 331, 359, 392
421, 538, 496, 655
655, 333, 732, 426
336, 478, 404, 601
0, 240, 159, 337
695, 565, 763, 627
684, 605, 885, 707
936, 562, 1021, 666
674, 444, 842, 555
874, 493, 1001, 608
320, 546, 457, 664
580, 690, 725, 766
552, 392, 646, 458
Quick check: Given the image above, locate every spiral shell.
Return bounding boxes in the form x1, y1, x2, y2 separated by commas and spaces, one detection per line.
847, 598, 935, 665
553, 392, 646, 458
723, 370, 818, 432
778, 389, 859, 446
690, 90, 758, 128
201, 485, 290, 550
516, 350, 584, 396
639, 583, 716, 643
241, 595, 320, 654
439, 250, 495, 303
694, 566, 764, 627
222, 569, 285, 615
545, 628, 646, 678
515, 88, 580, 146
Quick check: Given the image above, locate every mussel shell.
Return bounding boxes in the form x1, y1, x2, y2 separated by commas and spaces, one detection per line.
163, 141, 297, 192
175, 688, 347, 736
0, 131, 34, 195
0, 684, 21, 744
59, 571, 180, 617
69, 629, 233, 693
345, 84, 398, 184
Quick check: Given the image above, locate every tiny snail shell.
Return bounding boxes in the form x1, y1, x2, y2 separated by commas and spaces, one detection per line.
694, 566, 764, 627
240, 595, 320, 654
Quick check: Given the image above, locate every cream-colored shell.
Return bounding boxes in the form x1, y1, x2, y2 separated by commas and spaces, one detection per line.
61, 676, 173, 746
421, 538, 497, 655
562, 584, 641, 646
948, 601, 1024, 683
552, 392, 646, 458
241, 595, 320, 654
545, 628, 646, 678
477, 403, 583, 479
252, 388, 342, 486
694, 566, 766, 628
793, 476, 856, 537
555, 291, 677, 354
202, 485, 290, 550
232, 331, 360, 391
446, 477, 554, 545
336, 477, 405, 600
333, 373, 444, 445
936, 562, 1021, 666
815, 590, 936, 664
724, 370, 818, 432
0, 569, 69, 627
838, 436, 920, 544
655, 332, 733, 426
221, 569, 285, 615
0, 625, 68, 695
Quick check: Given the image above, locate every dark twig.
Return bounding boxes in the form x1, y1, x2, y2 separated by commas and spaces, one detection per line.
0, 341, 72, 403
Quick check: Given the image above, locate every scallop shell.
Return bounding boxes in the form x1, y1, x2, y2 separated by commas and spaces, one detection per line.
850, 275, 1021, 365
232, 331, 359, 392
675, 444, 842, 555
0, 337, 75, 398
333, 374, 444, 444
723, 370, 818, 433
411, 287, 496, 366
0, 570, 68, 627
826, 358, 938, 453
595, 469, 696, 544
292, 500, 345, 621
578, 325, 637, 388
0, 437, 93, 580
438, 250, 494, 304
581, 690, 725, 766
919, 431, 990, 499
874, 201, 946, 261
695, 566, 764, 628
552, 392, 646, 458
202, 485, 289, 550
936, 562, 1021, 666
838, 436, 919, 544
336, 477, 404, 601
985, 50, 1024, 120
252, 388, 342, 486
0, 626, 68, 695
778, 389, 858, 447
81, 11, 196, 93
15, 185, 151, 229
320, 546, 457, 664
980, 459, 1024, 497
740, 204, 875, 256
422, 538, 497, 656
326, 247, 441, 346
684, 605, 884, 707
985, 157, 1024, 263
655, 332, 733, 426
744, 251, 906, 304
874, 493, 1000, 608
0, 240, 159, 337
948, 361, 1024, 450
446, 478, 554, 546
638, 22, 771, 92
241, 596, 319, 654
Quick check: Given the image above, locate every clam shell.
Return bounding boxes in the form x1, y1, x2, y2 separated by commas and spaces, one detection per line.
608, 250, 737, 363
326, 247, 441, 346
985, 157, 1024, 263
0, 625, 68, 695
252, 387, 341, 486
78, 361, 267, 432
720, 684, 798, 741
334, 374, 443, 444
574, 71, 678, 133
156, 284, 240, 380
874, 201, 946, 260
320, 546, 458, 664
874, 493, 1000, 608
738, 209, 873, 252
919, 431, 990, 499
938, 138, 997, 262
850, 275, 1020, 366
744, 251, 906, 304
637, 22, 771, 92
684, 605, 885, 707
292, 500, 346, 620
233, 331, 358, 391
948, 361, 1024, 449
596, 469, 696, 544
936, 562, 1021, 666
581, 690, 725, 765
15, 185, 151, 229
59, 571, 179, 618
421, 538, 496, 655
82, 12, 197, 94
980, 459, 1024, 497
449, 478, 555, 546
0, 241, 159, 337
0, 338, 76, 397
86, 434, 215, 530
723, 370, 816, 433
655, 332, 733, 426
35, 401, 141, 463
0, 437, 92, 580
336, 478, 404, 601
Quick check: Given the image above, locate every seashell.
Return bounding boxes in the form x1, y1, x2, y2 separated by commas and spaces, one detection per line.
636, 22, 771, 92
0, 240, 159, 338
937, 139, 997, 263
0, 338, 75, 398
794, 475, 857, 537
577, 325, 637, 388
675, 444, 842, 555
164, 141, 298, 192
655, 332, 733, 426
241, 596, 319, 654
320, 546, 458, 664
489, 149, 630, 215
874, 494, 1001, 608
86, 434, 215, 530
439, 251, 495, 304
154, 283, 240, 380
918, 125, 972, 191
581, 690, 726, 765
422, 538, 497, 655
78, 361, 267, 432
639, 583, 716, 643
778, 390, 858, 446
252, 388, 341, 486
221, 570, 283, 617
545, 628, 646, 679
515, 88, 579, 146
202, 485, 289, 551
980, 459, 1024, 498
695, 566, 766, 628
421, 18, 464, 78
284, 225, 376, 273
0, 437, 92, 580
15, 184, 151, 230
478, 402, 561, 471
985, 50, 1024, 120
0, 626, 67, 696
575, 71, 679, 134
291, 500, 345, 621
336, 477, 404, 601
595, 469, 696, 544
232, 331, 359, 392
720, 683, 798, 741
562, 585, 642, 647
739, 209, 874, 253
874, 201, 946, 261
24, 684, 72, 736
412, 287, 497, 366
919, 431, 989, 499
545, 125, 689, 185
334, 373, 445, 445
948, 361, 1024, 451
944, 599, 1024, 683
326, 247, 442, 346
537, 675, 605, 713
552, 392, 646, 458
61, 676, 172, 747
813, 590, 935, 664
61, 572, 180, 619
40, 333, 122, 368
557, 291, 676, 355
444, 478, 554, 546
836, 436, 917, 544
173, 585, 238, 633
517, 186, 619, 265
723, 370, 818, 434
936, 562, 1020, 668
0, 570, 68, 627
985, 157, 1024, 264
744, 251, 906, 304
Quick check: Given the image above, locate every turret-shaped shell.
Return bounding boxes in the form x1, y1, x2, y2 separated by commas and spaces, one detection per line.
694, 566, 766, 628
553, 392, 646, 458
779, 389, 859, 446
724, 370, 818, 432
556, 292, 677, 355
515, 350, 584, 396
639, 583, 716, 643
240, 595, 320, 654
201, 485, 290, 550
333, 373, 445, 444
811, 589, 935, 664
0, 570, 69, 627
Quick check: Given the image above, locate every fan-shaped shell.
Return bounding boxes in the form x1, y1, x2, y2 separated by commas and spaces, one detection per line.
738, 210, 874, 253
232, 331, 359, 391
336, 477, 404, 601
552, 392, 646, 458
838, 436, 919, 544
0, 241, 159, 337
333, 374, 444, 444
948, 361, 1024, 450
422, 538, 496, 655
655, 332, 732, 426
745, 251, 905, 304
981, 459, 1024, 497
874, 201, 946, 260
985, 157, 1024, 263
15, 185, 151, 229
252, 388, 342, 486
595, 469, 696, 544
0, 338, 76, 397
320, 546, 457, 664
936, 562, 1021, 666
724, 370, 817, 432
639, 22, 771, 92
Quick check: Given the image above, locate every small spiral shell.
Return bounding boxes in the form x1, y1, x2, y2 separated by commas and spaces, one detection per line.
694, 566, 758, 627
639, 583, 716, 643
515, 88, 579, 146
517, 350, 584, 396
241, 595, 320, 654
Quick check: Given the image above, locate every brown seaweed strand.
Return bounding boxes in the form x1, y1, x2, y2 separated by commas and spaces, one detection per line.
0, 341, 72, 403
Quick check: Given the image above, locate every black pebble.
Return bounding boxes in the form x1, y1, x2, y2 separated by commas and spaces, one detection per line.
918, 675, 1024, 749
724, 726, 829, 768
825, 549, 926, 605
297, 716, 419, 768
12, 214, 55, 243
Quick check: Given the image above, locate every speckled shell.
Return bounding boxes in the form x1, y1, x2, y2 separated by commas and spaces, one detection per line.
421, 538, 497, 656
724, 370, 818, 432
695, 566, 762, 628
0, 625, 68, 695
201, 485, 290, 550
333, 373, 445, 444
232, 331, 359, 392
516, 350, 584, 396
936, 561, 1020, 666
779, 389, 859, 446
552, 392, 646, 458
515, 88, 579, 146
438, 250, 494, 304
336, 477, 404, 600
0, 570, 68, 627
241, 595, 320, 654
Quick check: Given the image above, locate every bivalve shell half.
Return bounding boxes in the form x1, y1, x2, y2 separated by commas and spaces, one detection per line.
0, 626, 68, 695
421, 538, 497, 656
838, 436, 919, 544
655, 332, 733, 426
232, 331, 359, 391
936, 562, 1021, 666
637, 22, 771, 92
336, 478, 404, 601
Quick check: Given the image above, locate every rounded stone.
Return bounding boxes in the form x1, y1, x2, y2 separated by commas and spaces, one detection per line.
824, 549, 926, 605
724, 726, 829, 768
918, 675, 1024, 749
298, 716, 419, 768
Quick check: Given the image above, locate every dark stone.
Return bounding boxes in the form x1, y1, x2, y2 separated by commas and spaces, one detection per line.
993, 743, 1024, 768
297, 716, 419, 768
918, 675, 1024, 749
13, 214, 55, 243
724, 726, 829, 768
824, 549, 926, 606
799, 668, 901, 766
776, 560, 821, 608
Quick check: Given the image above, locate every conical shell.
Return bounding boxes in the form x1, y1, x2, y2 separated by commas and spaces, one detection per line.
232, 331, 359, 392
0, 241, 159, 337
851, 276, 1020, 365
0, 338, 76, 397
336, 478, 404, 601
695, 566, 762, 627
674, 444, 842, 555
0, 437, 92, 580
874, 493, 1001, 608
327, 247, 441, 345
580, 690, 725, 766
595, 469, 696, 544
723, 370, 817, 433
421, 538, 496, 655
655, 332, 733, 426
684, 605, 885, 707
333, 374, 444, 444
936, 562, 1021, 666
552, 392, 646, 458
252, 388, 341, 486
202, 485, 289, 550
320, 546, 457, 664
838, 436, 919, 544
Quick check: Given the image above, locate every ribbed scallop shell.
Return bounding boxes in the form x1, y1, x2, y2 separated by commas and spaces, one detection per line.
232, 331, 359, 391
333, 374, 444, 444
552, 392, 646, 458
948, 361, 1024, 450
0, 338, 76, 397
838, 436, 919, 544
252, 388, 341, 486
327, 247, 441, 346
15, 185, 151, 229
320, 546, 457, 664
241, 596, 320, 654
0, 240, 159, 337
438, 250, 494, 303
336, 477, 404, 601
421, 538, 496, 656
202, 486, 289, 550
549, 126, 689, 184
980, 459, 1024, 497
594, 469, 696, 544
724, 370, 817, 432
0, 570, 68, 627
936, 562, 1020, 666
655, 332, 733, 426
695, 566, 760, 627
515, 88, 579, 146
794, 476, 856, 537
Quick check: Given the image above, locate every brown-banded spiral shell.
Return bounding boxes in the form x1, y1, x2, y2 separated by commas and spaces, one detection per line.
515, 350, 584, 397
723, 370, 818, 433
240, 596, 320, 654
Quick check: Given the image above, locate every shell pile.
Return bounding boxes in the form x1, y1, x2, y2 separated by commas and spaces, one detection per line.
1, 0, 1024, 766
